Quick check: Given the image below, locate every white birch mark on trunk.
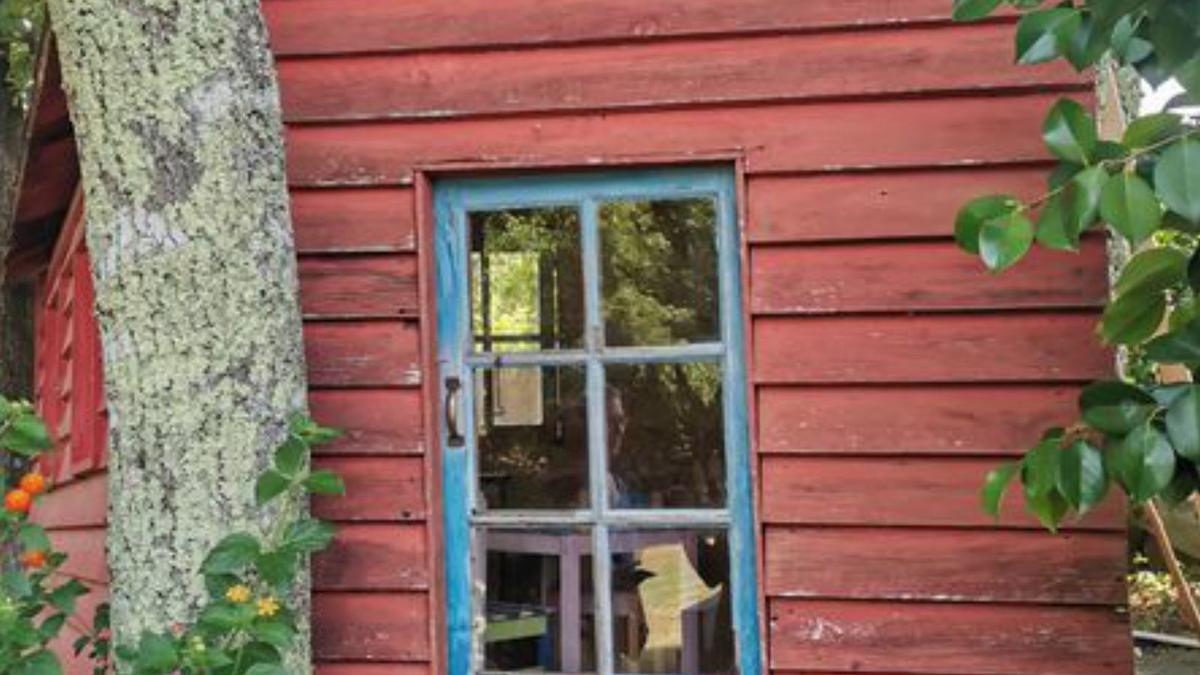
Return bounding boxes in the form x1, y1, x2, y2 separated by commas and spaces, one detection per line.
45, 0, 309, 666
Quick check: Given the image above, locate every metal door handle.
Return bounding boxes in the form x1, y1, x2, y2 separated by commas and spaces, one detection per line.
445, 376, 464, 448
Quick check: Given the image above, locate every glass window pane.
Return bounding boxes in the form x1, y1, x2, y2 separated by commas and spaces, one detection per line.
600, 199, 719, 347
607, 362, 725, 509
476, 365, 589, 510
482, 528, 596, 673
610, 529, 734, 674
471, 207, 584, 352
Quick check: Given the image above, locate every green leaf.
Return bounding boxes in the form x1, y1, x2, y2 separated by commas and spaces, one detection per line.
17, 523, 51, 552
1057, 440, 1108, 512
981, 461, 1019, 518
255, 550, 298, 589
48, 579, 89, 614
244, 663, 289, 675
979, 209, 1034, 272
274, 436, 307, 477
3, 569, 33, 598
134, 632, 179, 674
281, 518, 336, 554
1042, 98, 1098, 164
1, 414, 52, 457
1101, 171, 1162, 243
249, 621, 296, 651
1167, 385, 1200, 460
1063, 165, 1108, 234
1035, 195, 1077, 250
1146, 318, 1200, 365
38, 613, 67, 641
1111, 422, 1176, 502
1155, 139, 1200, 223
952, 0, 1003, 21
1022, 438, 1061, 500
13, 650, 62, 675
201, 532, 261, 574
1017, 8, 1083, 65
1115, 247, 1187, 296
1025, 488, 1071, 531
1079, 380, 1158, 435
205, 572, 241, 599
1099, 288, 1167, 346
303, 470, 346, 496
1123, 112, 1184, 149
954, 194, 1020, 255
199, 602, 257, 631
255, 470, 291, 507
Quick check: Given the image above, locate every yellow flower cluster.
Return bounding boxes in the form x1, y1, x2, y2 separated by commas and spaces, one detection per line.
224, 584, 280, 617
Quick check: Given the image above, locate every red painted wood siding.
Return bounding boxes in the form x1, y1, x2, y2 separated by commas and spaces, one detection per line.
262, 0, 1131, 672
32, 199, 109, 675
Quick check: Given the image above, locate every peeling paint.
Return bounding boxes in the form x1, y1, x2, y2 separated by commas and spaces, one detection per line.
46, 0, 309, 669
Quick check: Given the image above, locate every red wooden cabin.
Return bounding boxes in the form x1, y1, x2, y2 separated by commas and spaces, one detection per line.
4, 2, 1132, 674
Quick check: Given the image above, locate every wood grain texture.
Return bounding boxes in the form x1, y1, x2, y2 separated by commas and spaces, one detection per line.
299, 255, 418, 319
304, 322, 422, 388
313, 456, 425, 522
285, 93, 1072, 187
314, 524, 429, 591
747, 167, 1051, 243
307, 389, 425, 456
757, 384, 1081, 455
15, 135, 78, 224
313, 592, 430, 662
760, 456, 1124, 530
49, 528, 109, 584
764, 527, 1126, 605
33, 473, 107, 528
315, 665, 428, 675
265, 0, 963, 57
751, 239, 1106, 314
290, 188, 415, 253
752, 313, 1111, 384
277, 24, 1079, 122
769, 599, 1132, 674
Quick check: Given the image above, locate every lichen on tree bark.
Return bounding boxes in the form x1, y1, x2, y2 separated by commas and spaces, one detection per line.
45, 0, 309, 666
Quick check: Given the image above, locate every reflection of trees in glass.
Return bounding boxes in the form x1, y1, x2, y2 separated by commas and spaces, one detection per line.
609, 362, 725, 508
471, 207, 583, 352
600, 199, 718, 346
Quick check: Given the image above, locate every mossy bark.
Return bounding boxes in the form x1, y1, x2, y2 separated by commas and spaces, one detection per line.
45, 0, 309, 667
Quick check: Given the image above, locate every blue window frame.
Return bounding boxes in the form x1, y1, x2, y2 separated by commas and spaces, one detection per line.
435, 166, 761, 675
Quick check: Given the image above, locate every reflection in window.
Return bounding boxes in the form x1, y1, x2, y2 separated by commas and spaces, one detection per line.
471, 207, 584, 352
483, 528, 596, 673
611, 530, 734, 674
477, 366, 588, 510
600, 199, 719, 346
607, 363, 725, 508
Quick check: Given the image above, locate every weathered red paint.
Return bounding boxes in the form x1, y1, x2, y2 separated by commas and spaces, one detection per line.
19, 0, 1131, 671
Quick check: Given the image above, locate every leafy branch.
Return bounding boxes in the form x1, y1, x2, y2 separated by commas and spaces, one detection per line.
951, 0, 1200, 531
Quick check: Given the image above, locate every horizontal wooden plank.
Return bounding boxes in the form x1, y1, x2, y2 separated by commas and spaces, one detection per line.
313, 456, 425, 522
304, 322, 422, 388
313, 592, 430, 662
752, 313, 1111, 384
760, 456, 1125, 530
757, 384, 1080, 455
278, 24, 1079, 122
751, 239, 1106, 314
316, 665, 428, 675
34, 473, 106, 528
764, 527, 1126, 605
747, 167, 1049, 242
49, 528, 108, 584
299, 255, 418, 319
769, 599, 1132, 674
307, 389, 425, 456
291, 188, 415, 253
265, 0, 963, 57
315, 523, 429, 591
286, 93, 1071, 187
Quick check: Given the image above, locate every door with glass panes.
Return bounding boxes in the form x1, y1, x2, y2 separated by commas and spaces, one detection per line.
435, 167, 760, 675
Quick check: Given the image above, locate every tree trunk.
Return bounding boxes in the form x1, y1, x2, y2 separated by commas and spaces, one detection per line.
45, 0, 309, 666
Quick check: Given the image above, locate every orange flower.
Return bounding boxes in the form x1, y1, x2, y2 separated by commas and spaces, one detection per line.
4, 489, 31, 514
21, 550, 46, 569
18, 472, 46, 496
